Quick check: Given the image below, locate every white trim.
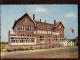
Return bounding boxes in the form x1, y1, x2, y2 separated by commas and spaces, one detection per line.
34, 30, 60, 35
10, 36, 36, 38
16, 26, 23, 31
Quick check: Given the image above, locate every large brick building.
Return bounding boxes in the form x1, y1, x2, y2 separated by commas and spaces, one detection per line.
8, 12, 65, 50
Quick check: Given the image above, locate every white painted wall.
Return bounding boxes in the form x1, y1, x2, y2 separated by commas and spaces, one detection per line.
60, 41, 74, 47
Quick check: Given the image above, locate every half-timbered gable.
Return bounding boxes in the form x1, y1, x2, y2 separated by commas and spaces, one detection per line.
12, 13, 35, 36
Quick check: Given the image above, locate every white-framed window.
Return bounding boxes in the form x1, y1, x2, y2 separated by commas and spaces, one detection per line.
11, 40, 15, 43
40, 36, 45, 43
22, 26, 25, 31
17, 26, 25, 31
15, 40, 18, 43
10, 37, 14, 39
20, 40, 24, 43
25, 26, 32, 31
21, 34, 25, 36
31, 38, 35, 42
17, 26, 22, 31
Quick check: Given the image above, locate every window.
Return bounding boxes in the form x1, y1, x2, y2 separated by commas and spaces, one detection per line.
18, 38, 20, 39
31, 38, 34, 42
11, 37, 14, 39
15, 37, 17, 39
40, 36, 44, 43
16, 40, 18, 43
21, 34, 25, 36
52, 30, 56, 32
20, 40, 24, 43
56, 37, 57, 38
26, 40, 28, 43
46, 24, 50, 28
27, 35, 31, 37
28, 38, 30, 42
27, 35, 29, 36
60, 34, 62, 35
27, 38, 29, 40
54, 36, 57, 39
56, 39, 57, 41
59, 25, 61, 28
17, 26, 22, 30
24, 38, 26, 39
17, 26, 25, 31
21, 34, 23, 36
11, 40, 15, 43
36, 28, 40, 30
21, 38, 24, 39
27, 38, 30, 42
23, 34, 25, 36
25, 26, 31, 31
22, 26, 25, 31
29, 35, 31, 37
25, 38, 35, 43
31, 39, 34, 42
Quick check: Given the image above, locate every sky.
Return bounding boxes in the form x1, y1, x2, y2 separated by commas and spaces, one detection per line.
1, 4, 78, 42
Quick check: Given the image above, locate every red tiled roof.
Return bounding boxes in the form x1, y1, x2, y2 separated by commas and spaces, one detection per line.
35, 21, 64, 29
12, 13, 64, 30
35, 21, 52, 25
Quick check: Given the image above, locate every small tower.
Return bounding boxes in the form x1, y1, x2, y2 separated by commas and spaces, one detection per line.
54, 20, 56, 26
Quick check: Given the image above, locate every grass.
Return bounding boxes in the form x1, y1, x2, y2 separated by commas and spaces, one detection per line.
0, 43, 8, 49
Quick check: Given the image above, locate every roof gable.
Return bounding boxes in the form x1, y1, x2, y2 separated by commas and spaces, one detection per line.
52, 21, 65, 29
12, 13, 36, 29
57, 22, 65, 29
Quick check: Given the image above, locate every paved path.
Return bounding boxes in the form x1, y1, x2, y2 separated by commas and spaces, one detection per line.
1, 46, 78, 58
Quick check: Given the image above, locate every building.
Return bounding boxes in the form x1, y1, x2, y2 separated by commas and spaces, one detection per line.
8, 12, 65, 50
59, 40, 74, 47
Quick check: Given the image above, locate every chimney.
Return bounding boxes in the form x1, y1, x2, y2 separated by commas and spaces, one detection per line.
45, 20, 46, 23
9, 30, 10, 36
54, 20, 56, 25
33, 14, 35, 20
40, 19, 41, 22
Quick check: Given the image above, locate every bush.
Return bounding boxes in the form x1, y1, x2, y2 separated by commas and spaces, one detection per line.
25, 48, 29, 50
17, 48, 25, 51
52, 46, 54, 48
7, 49, 12, 52
49, 45, 52, 48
